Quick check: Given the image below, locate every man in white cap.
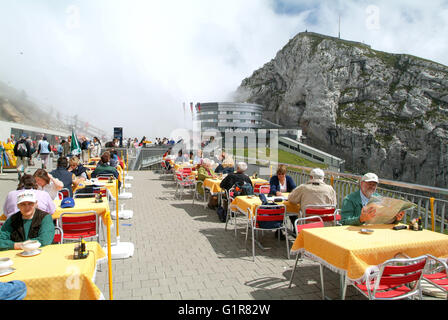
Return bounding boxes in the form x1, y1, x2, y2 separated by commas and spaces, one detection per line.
288, 168, 337, 206
340, 172, 405, 225
0, 190, 55, 250
288, 168, 337, 229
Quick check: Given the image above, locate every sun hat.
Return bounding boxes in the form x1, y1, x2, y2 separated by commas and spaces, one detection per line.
17, 190, 37, 205
361, 172, 379, 183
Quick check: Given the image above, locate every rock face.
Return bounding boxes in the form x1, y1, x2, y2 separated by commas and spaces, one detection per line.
234, 32, 448, 188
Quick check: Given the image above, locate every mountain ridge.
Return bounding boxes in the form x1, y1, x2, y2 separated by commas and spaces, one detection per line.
234, 31, 448, 188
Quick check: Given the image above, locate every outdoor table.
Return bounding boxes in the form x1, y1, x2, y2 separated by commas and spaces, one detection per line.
230, 193, 300, 218
75, 179, 118, 200
53, 197, 114, 299
203, 177, 269, 195
0, 242, 105, 300
290, 224, 448, 298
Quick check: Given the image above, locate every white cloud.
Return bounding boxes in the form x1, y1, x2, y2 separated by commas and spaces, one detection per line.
0, 0, 447, 138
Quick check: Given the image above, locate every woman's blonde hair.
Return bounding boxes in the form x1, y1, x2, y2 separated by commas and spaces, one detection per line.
222, 157, 234, 168
69, 156, 80, 166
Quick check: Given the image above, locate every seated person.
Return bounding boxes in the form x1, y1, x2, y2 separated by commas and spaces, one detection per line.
0, 190, 55, 250
288, 168, 337, 231
196, 158, 217, 197
33, 169, 64, 200
269, 165, 296, 196
341, 172, 405, 226
0, 281, 27, 300
50, 157, 77, 197
193, 150, 203, 165
3, 174, 56, 219
68, 156, 88, 183
220, 161, 253, 192
215, 156, 235, 175
91, 153, 121, 188
174, 150, 185, 163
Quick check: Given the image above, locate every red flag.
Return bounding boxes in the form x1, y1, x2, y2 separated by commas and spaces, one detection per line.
190, 102, 193, 113
197, 103, 201, 112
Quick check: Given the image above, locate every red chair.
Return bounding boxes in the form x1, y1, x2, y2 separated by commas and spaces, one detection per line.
288, 216, 325, 290
422, 254, 448, 299
53, 226, 64, 244
253, 183, 270, 195
175, 172, 195, 200
342, 255, 428, 300
58, 188, 70, 200
302, 204, 341, 226
59, 211, 99, 242
245, 204, 289, 262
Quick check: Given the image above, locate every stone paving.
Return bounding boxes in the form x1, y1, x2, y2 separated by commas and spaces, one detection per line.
0, 165, 444, 300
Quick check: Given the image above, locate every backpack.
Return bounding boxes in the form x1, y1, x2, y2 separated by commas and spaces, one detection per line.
216, 206, 227, 223
233, 181, 254, 197
16, 141, 28, 157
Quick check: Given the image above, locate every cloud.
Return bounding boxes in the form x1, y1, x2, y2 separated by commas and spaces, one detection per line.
0, 0, 447, 139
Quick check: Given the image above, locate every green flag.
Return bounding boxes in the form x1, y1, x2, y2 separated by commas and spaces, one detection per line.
70, 129, 81, 156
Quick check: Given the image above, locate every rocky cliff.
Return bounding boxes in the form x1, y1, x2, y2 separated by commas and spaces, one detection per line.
0, 80, 60, 129
234, 32, 448, 188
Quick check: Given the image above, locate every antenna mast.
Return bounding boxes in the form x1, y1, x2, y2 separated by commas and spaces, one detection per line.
338, 15, 341, 38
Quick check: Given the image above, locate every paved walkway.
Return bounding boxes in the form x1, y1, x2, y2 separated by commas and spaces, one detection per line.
0, 166, 444, 300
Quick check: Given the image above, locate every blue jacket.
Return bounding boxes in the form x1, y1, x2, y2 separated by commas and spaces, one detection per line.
269, 175, 296, 195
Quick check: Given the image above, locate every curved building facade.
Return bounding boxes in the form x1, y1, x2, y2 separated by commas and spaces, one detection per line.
194, 102, 264, 133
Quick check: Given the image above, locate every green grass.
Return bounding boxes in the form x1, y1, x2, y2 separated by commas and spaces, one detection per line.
230, 148, 327, 170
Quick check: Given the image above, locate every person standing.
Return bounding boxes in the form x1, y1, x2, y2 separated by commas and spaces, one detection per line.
62, 136, 71, 158
13, 135, 31, 181
80, 137, 89, 164
89, 137, 101, 158
37, 136, 51, 169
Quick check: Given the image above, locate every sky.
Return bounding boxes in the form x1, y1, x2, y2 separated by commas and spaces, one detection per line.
1, 0, 447, 139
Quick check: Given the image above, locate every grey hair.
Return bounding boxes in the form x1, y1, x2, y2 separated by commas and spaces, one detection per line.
236, 162, 247, 172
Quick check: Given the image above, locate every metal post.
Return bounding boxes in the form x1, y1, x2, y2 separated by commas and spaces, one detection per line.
430, 197, 435, 231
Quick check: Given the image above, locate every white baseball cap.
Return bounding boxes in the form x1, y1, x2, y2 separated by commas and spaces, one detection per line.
17, 190, 37, 205
361, 172, 379, 183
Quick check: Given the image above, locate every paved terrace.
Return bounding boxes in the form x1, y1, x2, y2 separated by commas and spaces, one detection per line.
0, 166, 444, 300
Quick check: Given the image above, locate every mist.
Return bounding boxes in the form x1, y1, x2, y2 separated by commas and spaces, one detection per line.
1, 0, 447, 139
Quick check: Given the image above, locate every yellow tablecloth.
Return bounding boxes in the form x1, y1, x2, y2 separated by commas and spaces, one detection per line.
290, 224, 448, 280
53, 198, 111, 225
0, 242, 105, 300
203, 178, 269, 195
75, 180, 118, 200
231, 193, 300, 218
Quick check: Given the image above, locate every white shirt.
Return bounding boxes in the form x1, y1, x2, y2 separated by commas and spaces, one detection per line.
279, 179, 288, 193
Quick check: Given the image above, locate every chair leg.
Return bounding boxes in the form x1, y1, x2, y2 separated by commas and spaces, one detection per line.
252, 226, 256, 262
285, 227, 290, 260
319, 264, 325, 300
341, 276, 348, 300
288, 253, 301, 288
